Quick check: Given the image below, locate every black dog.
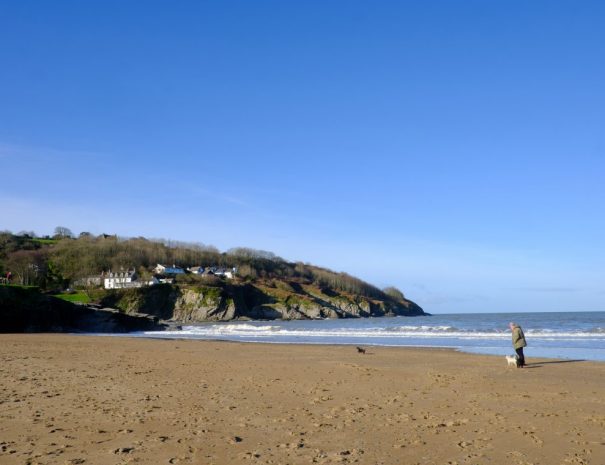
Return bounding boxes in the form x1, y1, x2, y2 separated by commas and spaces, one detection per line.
356, 346, 366, 354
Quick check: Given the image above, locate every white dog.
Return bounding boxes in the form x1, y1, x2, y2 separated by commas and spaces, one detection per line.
505, 354, 519, 367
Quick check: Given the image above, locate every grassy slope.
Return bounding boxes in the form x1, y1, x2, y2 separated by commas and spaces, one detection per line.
53, 292, 91, 304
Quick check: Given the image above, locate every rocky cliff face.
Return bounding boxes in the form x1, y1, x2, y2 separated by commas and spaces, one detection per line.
101, 282, 426, 322
0, 281, 426, 333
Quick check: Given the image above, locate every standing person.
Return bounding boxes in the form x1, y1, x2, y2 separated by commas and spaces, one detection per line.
509, 322, 527, 367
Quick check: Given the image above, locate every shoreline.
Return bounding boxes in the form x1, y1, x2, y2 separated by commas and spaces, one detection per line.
92, 331, 605, 363
1, 334, 604, 465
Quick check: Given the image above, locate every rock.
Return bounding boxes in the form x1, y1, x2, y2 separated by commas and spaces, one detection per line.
113, 447, 134, 454
105, 281, 427, 323
1, 279, 426, 331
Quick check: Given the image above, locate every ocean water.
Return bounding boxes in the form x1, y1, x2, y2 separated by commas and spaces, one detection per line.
132, 311, 605, 362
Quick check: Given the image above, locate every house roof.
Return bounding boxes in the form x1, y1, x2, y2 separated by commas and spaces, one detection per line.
107, 270, 136, 278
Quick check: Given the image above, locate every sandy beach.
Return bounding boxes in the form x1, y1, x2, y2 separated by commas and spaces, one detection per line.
1, 335, 604, 465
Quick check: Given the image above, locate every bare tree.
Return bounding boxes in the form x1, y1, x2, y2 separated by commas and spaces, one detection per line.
54, 226, 74, 239
5, 249, 47, 286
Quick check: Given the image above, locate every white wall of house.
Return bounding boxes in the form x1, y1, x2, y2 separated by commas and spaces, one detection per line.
103, 277, 158, 289
103, 270, 148, 289
104, 276, 134, 289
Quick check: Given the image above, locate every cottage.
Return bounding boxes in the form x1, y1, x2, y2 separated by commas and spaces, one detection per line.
154, 264, 185, 275
103, 270, 158, 289
187, 266, 205, 274
104, 270, 139, 289
213, 267, 237, 279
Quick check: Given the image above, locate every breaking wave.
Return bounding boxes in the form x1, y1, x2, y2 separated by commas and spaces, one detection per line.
117, 311, 605, 361
148, 323, 605, 340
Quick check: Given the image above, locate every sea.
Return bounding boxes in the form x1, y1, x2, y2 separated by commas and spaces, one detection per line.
129, 311, 605, 362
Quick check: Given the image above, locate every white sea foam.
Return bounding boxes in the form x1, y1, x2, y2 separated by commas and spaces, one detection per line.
148, 324, 605, 340
130, 311, 605, 361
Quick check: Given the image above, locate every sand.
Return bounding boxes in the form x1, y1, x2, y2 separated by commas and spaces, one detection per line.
1, 335, 604, 465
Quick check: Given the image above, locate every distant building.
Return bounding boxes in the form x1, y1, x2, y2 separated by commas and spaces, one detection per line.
73, 276, 103, 287
103, 270, 158, 289
186, 266, 236, 278
104, 270, 138, 289
214, 267, 237, 279
154, 264, 185, 275
187, 266, 204, 274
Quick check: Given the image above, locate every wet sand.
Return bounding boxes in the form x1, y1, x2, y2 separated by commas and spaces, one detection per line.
1, 334, 604, 465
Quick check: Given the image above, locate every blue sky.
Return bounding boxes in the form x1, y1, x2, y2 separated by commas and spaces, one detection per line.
1, 1, 604, 313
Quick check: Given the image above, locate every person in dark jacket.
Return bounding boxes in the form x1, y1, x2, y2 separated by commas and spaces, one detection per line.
509, 322, 527, 367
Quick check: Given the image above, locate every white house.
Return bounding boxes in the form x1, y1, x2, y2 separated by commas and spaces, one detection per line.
214, 267, 237, 279
104, 270, 139, 289
103, 270, 158, 289
154, 264, 185, 275
187, 266, 204, 274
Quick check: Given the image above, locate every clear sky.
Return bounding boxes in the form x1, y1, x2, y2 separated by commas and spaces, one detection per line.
1, 1, 604, 313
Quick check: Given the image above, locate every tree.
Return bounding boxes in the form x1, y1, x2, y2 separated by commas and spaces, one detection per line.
5, 249, 47, 286
54, 226, 73, 239
383, 286, 405, 301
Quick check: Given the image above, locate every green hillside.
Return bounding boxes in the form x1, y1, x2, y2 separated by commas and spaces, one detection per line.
0, 230, 425, 321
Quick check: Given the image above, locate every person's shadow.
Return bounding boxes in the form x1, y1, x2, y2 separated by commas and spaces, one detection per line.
523, 359, 585, 368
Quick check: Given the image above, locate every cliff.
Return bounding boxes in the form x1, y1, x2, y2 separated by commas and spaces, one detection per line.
1, 231, 428, 326
99, 281, 426, 322
0, 286, 165, 333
